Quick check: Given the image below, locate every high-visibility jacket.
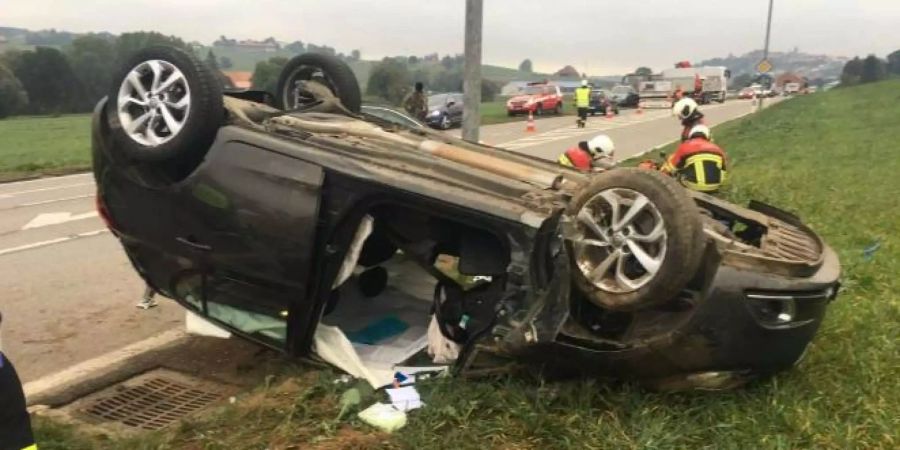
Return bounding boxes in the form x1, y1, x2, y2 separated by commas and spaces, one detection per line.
574, 86, 591, 108
558, 146, 593, 171
662, 138, 728, 192
0, 352, 36, 450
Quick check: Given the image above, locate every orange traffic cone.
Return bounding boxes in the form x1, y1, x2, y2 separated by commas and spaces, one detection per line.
525, 111, 536, 132
637, 101, 644, 115
605, 105, 614, 119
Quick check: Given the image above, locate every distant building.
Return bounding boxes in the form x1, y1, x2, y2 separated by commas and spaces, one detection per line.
500, 81, 528, 96
223, 71, 253, 89
215, 39, 279, 52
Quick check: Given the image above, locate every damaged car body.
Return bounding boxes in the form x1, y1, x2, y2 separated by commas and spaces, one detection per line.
92, 46, 841, 390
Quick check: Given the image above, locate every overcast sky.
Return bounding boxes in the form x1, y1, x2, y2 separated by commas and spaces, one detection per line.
4, 0, 898, 74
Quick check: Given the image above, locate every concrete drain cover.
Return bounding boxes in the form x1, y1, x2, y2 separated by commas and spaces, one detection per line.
77, 369, 234, 431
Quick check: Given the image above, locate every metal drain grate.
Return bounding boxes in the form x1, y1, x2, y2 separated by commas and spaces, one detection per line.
82, 376, 224, 430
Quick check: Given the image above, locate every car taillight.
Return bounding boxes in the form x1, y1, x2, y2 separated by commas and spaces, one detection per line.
95, 191, 117, 231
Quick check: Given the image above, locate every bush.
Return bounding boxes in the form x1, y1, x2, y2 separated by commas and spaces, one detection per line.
366, 58, 411, 104
481, 79, 500, 102
0, 64, 28, 118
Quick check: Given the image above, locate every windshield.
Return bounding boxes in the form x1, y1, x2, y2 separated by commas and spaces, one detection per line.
522, 86, 545, 95
428, 94, 448, 107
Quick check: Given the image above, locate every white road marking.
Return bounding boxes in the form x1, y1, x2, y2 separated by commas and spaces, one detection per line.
16, 194, 94, 208
0, 229, 109, 257
0, 172, 92, 188
23, 328, 187, 401
0, 182, 94, 198
22, 211, 100, 230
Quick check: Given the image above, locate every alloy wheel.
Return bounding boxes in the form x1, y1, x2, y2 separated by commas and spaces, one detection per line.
573, 188, 667, 293
116, 60, 191, 147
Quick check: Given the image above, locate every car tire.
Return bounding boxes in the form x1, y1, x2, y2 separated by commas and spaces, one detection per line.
106, 45, 223, 164
554, 103, 562, 115
535, 104, 543, 116
566, 168, 705, 311
275, 53, 362, 113
440, 114, 451, 130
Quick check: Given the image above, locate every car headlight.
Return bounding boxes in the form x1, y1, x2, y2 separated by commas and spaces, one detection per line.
429, 110, 441, 117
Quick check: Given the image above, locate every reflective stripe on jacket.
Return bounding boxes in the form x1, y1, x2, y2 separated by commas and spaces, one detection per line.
662, 138, 727, 192
558, 146, 593, 171
574, 87, 591, 108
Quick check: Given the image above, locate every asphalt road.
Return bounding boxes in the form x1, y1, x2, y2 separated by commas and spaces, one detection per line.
0, 98, 776, 385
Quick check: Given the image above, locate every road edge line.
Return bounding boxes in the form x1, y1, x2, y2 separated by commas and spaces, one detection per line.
23, 328, 187, 400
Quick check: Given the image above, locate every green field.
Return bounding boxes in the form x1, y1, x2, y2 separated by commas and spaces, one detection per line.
481, 96, 576, 125
0, 114, 92, 182
26, 80, 900, 449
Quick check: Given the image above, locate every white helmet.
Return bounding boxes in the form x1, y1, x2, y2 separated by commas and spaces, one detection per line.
581, 79, 589, 87
587, 134, 615, 158
673, 98, 699, 120
688, 124, 711, 140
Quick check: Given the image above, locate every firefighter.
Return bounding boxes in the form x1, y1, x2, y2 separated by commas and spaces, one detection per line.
661, 124, 728, 193
558, 134, 616, 171
673, 97, 705, 142
0, 311, 37, 450
574, 79, 591, 128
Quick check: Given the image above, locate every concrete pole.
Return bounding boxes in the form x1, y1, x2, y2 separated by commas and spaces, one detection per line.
462, 0, 483, 142
758, 0, 774, 111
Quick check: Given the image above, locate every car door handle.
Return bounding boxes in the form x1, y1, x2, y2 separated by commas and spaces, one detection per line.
176, 236, 212, 252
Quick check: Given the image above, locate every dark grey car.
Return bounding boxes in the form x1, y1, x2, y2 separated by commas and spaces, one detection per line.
92, 46, 840, 390
425, 93, 463, 129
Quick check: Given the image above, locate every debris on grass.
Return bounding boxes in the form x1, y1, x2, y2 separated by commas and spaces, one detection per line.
357, 403, 407, 433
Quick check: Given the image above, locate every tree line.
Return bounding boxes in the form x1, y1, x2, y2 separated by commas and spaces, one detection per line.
0, 32, 191, 118
840, 51, 900, 86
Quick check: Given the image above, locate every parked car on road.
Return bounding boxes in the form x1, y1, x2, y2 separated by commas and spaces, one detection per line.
506, 82, 563, 116
589, 89, 620, 115
93, 46, 841, 390
738, 87, 757, 99
425, 93, 463, 129
610, 85, 640, 108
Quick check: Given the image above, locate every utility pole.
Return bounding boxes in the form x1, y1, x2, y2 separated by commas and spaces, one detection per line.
759, 0, 774, 111
462, 0, 483, 142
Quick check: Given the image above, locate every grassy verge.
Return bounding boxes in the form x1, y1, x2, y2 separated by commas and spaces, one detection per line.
480, 97, 576, 125
32, 81, 899, 449
0, 114, 92, 182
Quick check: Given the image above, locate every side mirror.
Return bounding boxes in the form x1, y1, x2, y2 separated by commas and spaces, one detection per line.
446, 101, 456, 107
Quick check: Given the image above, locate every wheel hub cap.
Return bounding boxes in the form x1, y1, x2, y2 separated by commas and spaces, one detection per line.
573, 188, 668, 293
116, 59, 191, 147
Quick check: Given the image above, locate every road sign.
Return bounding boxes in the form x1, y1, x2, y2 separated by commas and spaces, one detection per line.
756, 59, 773, 74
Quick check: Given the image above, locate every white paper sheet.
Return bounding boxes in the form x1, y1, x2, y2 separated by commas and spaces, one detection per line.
386, 386, 424, 412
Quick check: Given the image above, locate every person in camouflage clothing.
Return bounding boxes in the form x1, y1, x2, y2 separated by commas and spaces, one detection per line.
403, 82, 428, 120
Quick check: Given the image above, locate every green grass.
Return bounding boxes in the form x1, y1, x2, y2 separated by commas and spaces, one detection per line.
0, 114, 92, 182
481, 96, 576, 125
31, 81, 900, 449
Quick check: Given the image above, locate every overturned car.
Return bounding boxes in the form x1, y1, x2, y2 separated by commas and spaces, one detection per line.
92, 46, 840, 390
